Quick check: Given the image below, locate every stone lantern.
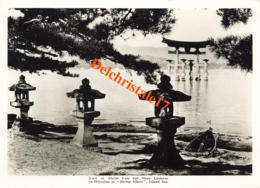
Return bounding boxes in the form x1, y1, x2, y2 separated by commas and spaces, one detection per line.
9, 75, 36, 129
67, 78, 105, 148
139, 75, 191, 168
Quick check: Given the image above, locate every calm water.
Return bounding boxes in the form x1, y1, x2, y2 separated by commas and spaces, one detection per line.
8, 61, 252, 136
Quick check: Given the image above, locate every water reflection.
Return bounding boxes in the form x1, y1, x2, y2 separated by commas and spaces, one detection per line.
8, 68, 252, 136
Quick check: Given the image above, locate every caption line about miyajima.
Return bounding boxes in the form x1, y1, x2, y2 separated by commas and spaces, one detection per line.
91, 58, 170, 110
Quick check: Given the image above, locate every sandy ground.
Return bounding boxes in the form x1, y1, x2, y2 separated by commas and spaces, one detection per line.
8, 121, 252, 175
8, 130, 152, 175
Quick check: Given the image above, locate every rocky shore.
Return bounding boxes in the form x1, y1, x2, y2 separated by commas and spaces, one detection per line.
8, 120, 252, 175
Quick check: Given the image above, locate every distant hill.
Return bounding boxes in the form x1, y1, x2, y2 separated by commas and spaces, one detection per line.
116, 45, 228, 69
117, 46, 169, 58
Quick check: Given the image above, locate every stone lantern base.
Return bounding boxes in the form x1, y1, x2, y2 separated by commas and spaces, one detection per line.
10, 100, 34, 131
71, 110, 101, 149
146, 116, 185, 168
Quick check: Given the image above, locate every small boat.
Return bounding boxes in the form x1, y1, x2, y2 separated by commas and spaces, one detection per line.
184, 127, 218, 157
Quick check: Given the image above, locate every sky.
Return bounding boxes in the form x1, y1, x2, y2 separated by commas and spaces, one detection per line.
112, 9, 252, 48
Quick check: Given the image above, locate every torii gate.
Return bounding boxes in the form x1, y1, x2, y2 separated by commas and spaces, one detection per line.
162, 38, 209, 81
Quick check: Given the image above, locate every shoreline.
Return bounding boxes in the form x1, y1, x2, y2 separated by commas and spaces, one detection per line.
8, 120, 252, 175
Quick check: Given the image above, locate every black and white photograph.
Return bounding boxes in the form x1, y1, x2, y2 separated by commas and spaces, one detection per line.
1, 1, 259, 187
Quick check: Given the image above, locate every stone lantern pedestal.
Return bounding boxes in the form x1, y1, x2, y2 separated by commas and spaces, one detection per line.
146, 116, 185, 168
10, 100, 34, 128
71, 110, 100, 147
